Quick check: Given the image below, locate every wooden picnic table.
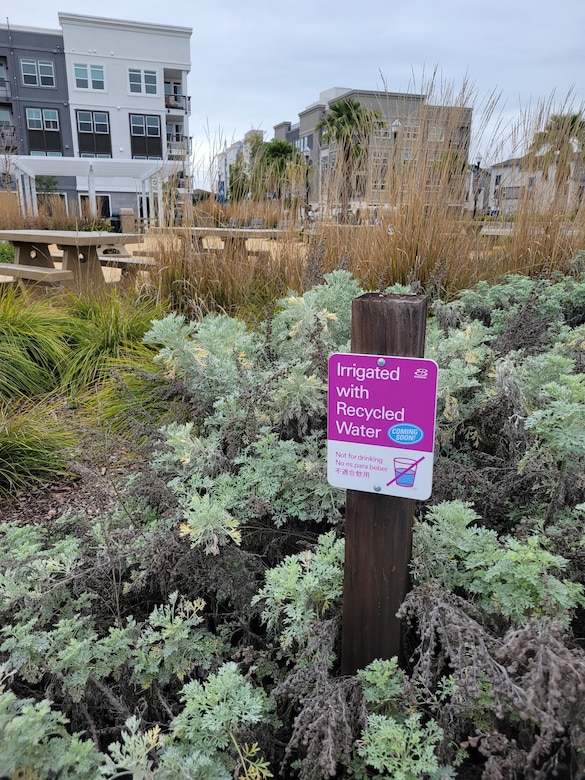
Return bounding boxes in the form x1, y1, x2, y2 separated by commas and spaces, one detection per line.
0, 230, 144, 292
172, 226, 287, 257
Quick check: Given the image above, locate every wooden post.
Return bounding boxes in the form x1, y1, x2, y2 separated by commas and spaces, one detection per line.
341, 293, 428, 676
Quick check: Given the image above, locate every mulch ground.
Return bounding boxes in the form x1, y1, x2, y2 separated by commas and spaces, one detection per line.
0, 428, 147, 527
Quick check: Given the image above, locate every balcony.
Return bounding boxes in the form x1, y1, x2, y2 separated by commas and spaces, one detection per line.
167, 134, 191, 157
165, 94, 191, 114
0, 125, 18, 153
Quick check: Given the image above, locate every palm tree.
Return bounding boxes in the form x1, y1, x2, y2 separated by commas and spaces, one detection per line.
316, 97, 384, 221
263, 138, 300, 201
244, 131, 268, 202
525, 113, 585, 212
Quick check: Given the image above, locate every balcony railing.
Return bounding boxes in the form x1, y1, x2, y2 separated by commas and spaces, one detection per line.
0, 125, 18, 153
167, 134, 192, 156
165, 94, 191, 114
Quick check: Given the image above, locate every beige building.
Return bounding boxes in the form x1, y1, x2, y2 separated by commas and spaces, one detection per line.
274, 86, 473, 214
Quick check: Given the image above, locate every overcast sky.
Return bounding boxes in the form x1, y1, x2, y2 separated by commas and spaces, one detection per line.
7, 0, 585, 185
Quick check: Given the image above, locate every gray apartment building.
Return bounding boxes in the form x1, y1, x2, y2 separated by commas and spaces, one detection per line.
0, 22, 77, 203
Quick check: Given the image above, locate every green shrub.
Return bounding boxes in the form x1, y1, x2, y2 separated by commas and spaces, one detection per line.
0, 286, 71, 400
60, 288, 162, 394
353, 712, 451, 780
0, 680, 104, 779
412, 500, 584, 625
0, 242, 15, 263
253, 531, 344, 651
0, 399, 77, 495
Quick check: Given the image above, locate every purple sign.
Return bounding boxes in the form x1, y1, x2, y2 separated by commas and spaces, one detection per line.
327, 353, 438, 499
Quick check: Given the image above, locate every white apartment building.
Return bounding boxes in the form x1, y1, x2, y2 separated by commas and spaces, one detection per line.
487, 156, 584, 216
59, 13, 192, 222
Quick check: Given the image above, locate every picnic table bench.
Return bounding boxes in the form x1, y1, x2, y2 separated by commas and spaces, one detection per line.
0, 263, 74, 284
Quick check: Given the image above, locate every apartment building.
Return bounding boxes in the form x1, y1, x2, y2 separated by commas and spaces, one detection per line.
216, 130, 265, 203
0, 13, 192, 223
274, 87, 473, 213
486, 156, 585, 216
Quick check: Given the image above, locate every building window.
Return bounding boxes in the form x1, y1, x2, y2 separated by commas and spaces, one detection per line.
80, 194, 111, 218
74, 64, 89, 89
429, 126, 445, 142
26, 107, 61, 154
21, 59, 38, 85
77, 111, 109, 134
130, 115, 160, 137
128, 70, 142, 93
91, 65, 105, 90
128, 69, 157, 95
74, 63, 105, 90
94, 112, 109, 134
38, 62, 55, 87
130, 114, 145, 135
129, 114, 162, 158
26, 108, 43, 130
146, 116, 160, 136
144, 71, 157, 94
77, 111, 93, 133
76, 110, 112, 157
21, 59, 55, 87
26, 108, 59, 132
43, 109, 59, 131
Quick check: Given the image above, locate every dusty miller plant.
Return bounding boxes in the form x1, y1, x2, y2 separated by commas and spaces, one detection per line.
352, 658, 456, 780
145, 272, 362, 549
412, 500, 584, 626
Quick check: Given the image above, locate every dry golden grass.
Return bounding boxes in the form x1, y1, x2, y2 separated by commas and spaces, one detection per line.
0, 192, 22, 229
135, 202, 584, 318
0, 190, 112, 231
134, 228, 305, 319
1, 87, 584, 310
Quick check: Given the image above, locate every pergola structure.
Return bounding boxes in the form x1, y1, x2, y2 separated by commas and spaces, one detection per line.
2, 156, 187, 226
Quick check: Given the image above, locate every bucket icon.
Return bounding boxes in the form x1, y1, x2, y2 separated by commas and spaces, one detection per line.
393, 457, 419, 488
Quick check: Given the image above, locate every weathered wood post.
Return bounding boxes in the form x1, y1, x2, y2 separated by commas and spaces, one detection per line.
341, 293, 428, 676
